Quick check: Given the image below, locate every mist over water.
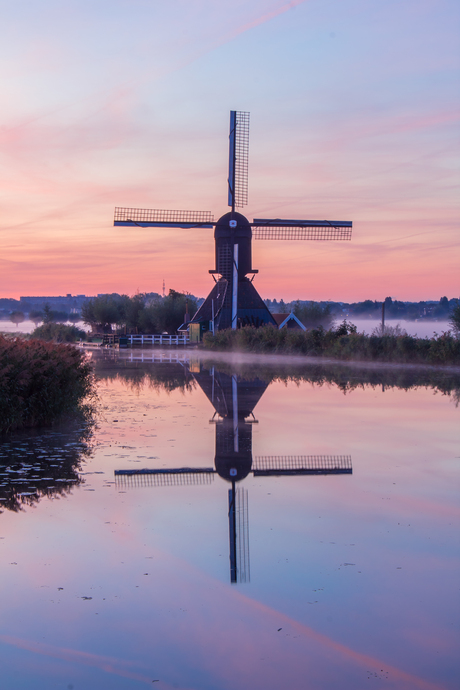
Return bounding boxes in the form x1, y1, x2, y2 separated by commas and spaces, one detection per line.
0, 319, 453, 339
0, 350, 458, 689
347, 318, 452, 338
0, 320, 86, 334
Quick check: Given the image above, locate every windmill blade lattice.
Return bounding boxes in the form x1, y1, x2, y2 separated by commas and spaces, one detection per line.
228, 111, 250, 211
252, 219, 352, 240
114, 468, 215, 488
114, 109, 353, 333
252, 455, 352, 475
114, 207, 215, 228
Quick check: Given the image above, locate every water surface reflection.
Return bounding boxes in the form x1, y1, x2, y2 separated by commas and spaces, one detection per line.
115, 365, 353, 584
0, 424, 92, 512
0, 349, 458, 690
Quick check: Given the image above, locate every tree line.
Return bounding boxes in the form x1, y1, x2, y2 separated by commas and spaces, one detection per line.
264, 296, 457, 320
81, 290, 197, 334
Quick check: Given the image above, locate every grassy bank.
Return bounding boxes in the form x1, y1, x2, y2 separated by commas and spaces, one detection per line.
0, 336, 95, 434
202, 322, 460, 366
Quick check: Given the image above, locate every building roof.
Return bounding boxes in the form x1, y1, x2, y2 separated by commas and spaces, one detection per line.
272, 312, 306, 331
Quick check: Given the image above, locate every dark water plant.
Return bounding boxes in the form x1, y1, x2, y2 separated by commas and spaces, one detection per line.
0, 336, 95, 434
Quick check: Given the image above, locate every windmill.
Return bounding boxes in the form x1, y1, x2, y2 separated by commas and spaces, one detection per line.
114, 111, 352, 332
115, 363, 352, 584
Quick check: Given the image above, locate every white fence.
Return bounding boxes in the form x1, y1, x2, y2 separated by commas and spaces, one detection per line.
126, 334, 189, 346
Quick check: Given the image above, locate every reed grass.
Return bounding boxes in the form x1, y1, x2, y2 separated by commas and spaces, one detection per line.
0, 336, 95, 434
202, 322, 460, 366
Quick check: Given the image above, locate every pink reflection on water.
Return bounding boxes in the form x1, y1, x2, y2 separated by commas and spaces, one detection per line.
0, 362, 458, 689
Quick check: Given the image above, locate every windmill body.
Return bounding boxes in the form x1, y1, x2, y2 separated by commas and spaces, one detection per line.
114, 111, 352, 333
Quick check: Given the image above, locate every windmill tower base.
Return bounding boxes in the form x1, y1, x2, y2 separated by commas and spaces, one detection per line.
191, 278, 276, 332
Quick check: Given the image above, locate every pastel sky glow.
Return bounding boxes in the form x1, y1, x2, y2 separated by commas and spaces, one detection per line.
1, 0, 459, 301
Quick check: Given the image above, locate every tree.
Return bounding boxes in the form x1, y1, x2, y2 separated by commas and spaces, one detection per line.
449, 301, 460, 337
10, 311, 25, 326
81, 295, 126, 333
277, 299, 288, 314
122, 293, 146, 332
139, 290, 197, 334
43, 304, 53, 324
293, 301, 334, 329
29, 309, 44, 325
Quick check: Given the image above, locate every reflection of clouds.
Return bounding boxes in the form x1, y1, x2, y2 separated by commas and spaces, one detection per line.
0, 424, 93, 513
0, 635, 154, 686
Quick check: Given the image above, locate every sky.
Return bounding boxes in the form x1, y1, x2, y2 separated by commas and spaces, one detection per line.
1, 0, 459, 302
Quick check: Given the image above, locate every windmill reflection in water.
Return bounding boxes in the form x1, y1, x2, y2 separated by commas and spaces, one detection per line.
115, 365, 352, 584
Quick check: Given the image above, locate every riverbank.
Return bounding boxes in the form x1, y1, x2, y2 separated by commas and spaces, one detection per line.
0, 335, 95, 434
202, 323, 460, 366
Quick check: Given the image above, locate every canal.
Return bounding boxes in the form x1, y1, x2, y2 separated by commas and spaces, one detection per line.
0, 350, 458, 689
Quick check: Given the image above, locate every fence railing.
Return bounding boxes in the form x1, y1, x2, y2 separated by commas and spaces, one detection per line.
126, 334, 189, 346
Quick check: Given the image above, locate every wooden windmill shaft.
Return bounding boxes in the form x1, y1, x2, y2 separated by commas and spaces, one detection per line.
114, 111, 352, 332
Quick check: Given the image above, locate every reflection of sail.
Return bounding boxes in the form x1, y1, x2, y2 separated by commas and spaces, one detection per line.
229, 485, 250, 584
253, 455, 352, 476
115, 468, 214, 488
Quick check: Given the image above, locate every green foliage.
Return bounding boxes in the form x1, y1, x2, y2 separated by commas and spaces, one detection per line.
0, 336, 95, 433
31, 323, 86, 343
81, 294, 126, 332
139, 290, 197, 334
202, 322, 460, 366
292, 301, 334, 329
81, 290, 196, 335
449, 301, 460, 336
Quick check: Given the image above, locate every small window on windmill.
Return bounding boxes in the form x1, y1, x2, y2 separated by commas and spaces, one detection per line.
229, 220, 237, 228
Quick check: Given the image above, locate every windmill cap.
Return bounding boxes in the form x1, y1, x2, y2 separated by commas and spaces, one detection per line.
215, 212, 252, 239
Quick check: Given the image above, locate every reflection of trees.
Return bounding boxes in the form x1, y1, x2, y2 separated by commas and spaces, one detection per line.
192, 359, 460, 402
90, 350, 460, 402
0, 423, 93, 513
92, 353, 195, 394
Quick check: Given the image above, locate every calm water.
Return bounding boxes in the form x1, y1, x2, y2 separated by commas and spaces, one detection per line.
0, 350, 459, 689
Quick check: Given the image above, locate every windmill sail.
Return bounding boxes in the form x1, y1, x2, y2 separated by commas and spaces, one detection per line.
252, 219, 352, 240
113, 109, 353, 334
228, 111, 250, 211
114, 207, 215, 228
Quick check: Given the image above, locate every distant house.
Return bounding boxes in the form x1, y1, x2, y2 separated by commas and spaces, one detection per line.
272, 312, 306, 331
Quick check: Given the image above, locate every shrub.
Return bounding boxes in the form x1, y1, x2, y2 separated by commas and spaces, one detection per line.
0, 336, 95, 433
202, 323, 460, 366
31, 323, 86, 343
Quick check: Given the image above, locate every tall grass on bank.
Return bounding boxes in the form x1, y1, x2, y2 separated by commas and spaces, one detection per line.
202, 322, 460, 366
0, 336, 95, 434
